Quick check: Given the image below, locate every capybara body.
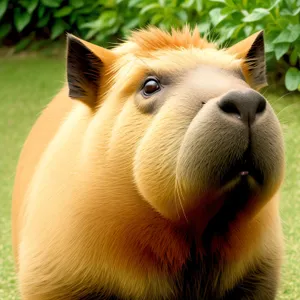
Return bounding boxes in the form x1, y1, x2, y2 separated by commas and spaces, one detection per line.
12, 27, 285, 300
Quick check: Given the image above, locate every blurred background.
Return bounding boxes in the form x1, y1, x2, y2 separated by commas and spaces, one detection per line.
0, 0, 299, 299
1, 0, 300, 90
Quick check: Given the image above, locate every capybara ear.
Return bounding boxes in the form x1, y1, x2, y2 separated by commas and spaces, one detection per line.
227, 31, 267, 90
66, 33, 116, 106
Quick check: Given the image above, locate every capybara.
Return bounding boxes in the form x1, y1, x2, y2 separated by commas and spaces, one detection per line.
12, 26, 285, 299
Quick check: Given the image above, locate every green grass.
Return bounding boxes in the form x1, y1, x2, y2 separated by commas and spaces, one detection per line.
0, 55, 65, 299
0, 55, 299, 299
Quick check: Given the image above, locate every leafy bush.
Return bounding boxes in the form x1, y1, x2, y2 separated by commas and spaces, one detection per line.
0, 0, 299, 91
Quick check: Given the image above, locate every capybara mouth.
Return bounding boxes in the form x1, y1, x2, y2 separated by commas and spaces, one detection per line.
202, 178, 254, 247
221, 159, 264, 186
220, 149, 264, 187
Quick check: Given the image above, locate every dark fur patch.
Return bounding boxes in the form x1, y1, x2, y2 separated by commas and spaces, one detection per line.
174, 241, 222, 299
202, 179, 253, 250
222, 256, 279, 300
78, 252, 278, 300
67, 34, 103, 104
173, 248, 278, 300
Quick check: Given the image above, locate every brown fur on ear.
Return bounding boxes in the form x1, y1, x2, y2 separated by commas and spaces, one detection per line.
66, 34, 116, 107
227, 31, 267, 90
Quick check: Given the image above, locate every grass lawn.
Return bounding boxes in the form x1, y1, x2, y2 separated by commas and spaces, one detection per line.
0, 54, 299, 299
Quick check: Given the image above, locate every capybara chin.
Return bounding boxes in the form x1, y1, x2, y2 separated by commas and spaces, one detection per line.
12, 26, 285, 300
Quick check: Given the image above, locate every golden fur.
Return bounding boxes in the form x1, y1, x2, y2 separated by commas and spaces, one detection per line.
12, 26, 285, 299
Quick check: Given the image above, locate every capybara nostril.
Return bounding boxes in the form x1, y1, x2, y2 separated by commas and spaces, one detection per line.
218, 89, 266, 125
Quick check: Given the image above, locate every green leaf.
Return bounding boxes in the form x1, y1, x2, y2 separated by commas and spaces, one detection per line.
14, 8, 31, 32
70, 0, 84, 8
38, 5, 45, 18
276, 17, 289, 28
292, 7, 300, 16
150, 14, 164, 25
289, 24, 300, 34
41, 0, 61, 8
241, 9, 249, 17
98, 0, 116, 8
29, 0, 39, 13
279, 8, 291, 16
29, 40, 50, 51
279, 7, 300, 16
97, 11, 118, 29
225, 26, 237, 39
217, 24, 238, 44
297, 45, 300, 60
290, 48, 298, 66
274, 43, 289, 60
284, 0, 295, 9
104, 24, 120, 36
176, 10, 188, 22
210, 0, 226, 3
285, 67, 300, 91
198, 22, 210, 34
209, 8, 228, 26
95, 32, 108, 43
195, 0, 203, 12
140, 3, 161, 15
255, 23, 264, 31
51, 19, 67, 39
85, 27, 99, 40
264, 30, 279, 53
15, 37, 31, 52
128, 0, 141, 8
181, 0, 195, 9
242, 8, 269, 22
76, 16, 87, 29
80, 19, 101, 29
77, 5, 96, 14
54, 6, 73, 17
265, 41, 274, 53
37, 13, 50, 27
244, 25, 252, 36
221, 6, 238, 15
0, 23, 11, 38
268, 0, 281, 10
19, 0, 39, 14
231, 23, 245, 37
123, 18, 140, 29
70, 12, 78, 24
0, 0, 8, 20
273, 26, 300, 43
225, 0, 236, 7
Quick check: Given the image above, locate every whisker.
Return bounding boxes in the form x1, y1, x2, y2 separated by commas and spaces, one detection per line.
277, 102, 300, 118
175, 165, 189, 223
270, 92, 293, 106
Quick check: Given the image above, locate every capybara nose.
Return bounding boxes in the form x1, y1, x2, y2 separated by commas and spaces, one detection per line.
218, 89, 266, 125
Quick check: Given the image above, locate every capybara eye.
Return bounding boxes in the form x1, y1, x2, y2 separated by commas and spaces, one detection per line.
142, 77, 161, 97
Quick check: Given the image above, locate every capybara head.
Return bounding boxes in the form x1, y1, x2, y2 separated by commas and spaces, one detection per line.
66, 26, 285, 243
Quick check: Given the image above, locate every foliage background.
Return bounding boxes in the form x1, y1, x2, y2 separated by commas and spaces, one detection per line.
0, 0, 300, 91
